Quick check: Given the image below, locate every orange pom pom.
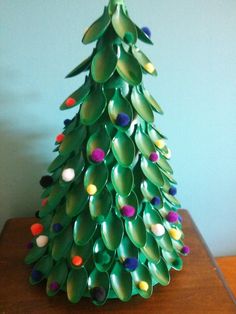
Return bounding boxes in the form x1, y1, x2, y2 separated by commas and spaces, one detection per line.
30, 223, 44, 236
72, 255, 83, 267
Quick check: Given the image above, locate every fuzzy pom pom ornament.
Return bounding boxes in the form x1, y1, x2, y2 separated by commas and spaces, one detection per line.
36, 235, 48, 248
64, 119, 71, 126
169, 228, 182, 240
55, 133, 65, 143
123, 257, 138, 271
62, 168, 75, 182
141, 26, 151, 38
39, 175, 53, 188
138, 281, 149, 291
151, 224, 165, 237
50, 281, 60, 291
90, 148, 105, 163
166, 211, 179, 223
169, 186, 177, 196
41, 198, 48, 207
72, 255, 83, 267
149, 152, 159, 162
181, 246, 190, 255
155, 139, 165, 149
30, 223, 44, 236
31, 270, 43, 282
52, 223, 63, 233
121, 205, 136, 217
151, 196, 161, 206
65, 97, 76, 107
91, 287, 106, 303
116, 112, 131, 127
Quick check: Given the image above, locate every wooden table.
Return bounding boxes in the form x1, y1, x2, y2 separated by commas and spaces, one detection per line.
0, 210, 235, 314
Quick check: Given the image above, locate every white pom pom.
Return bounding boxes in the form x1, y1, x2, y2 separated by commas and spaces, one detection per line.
62, 168, 75, 182
151, 224, 165, 237
36, 235, 48, 248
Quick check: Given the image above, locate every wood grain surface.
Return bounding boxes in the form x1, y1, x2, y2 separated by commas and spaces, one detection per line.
0, 210, 235, 314
216, 256, 236, 298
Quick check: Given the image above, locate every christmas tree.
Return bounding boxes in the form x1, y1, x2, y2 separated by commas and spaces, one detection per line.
25, 0, 190, 305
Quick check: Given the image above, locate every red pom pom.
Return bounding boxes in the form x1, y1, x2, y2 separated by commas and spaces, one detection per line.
30, 223, 44, 236
72, 255, 83, 266
65, 97, 76, 107
55, 133, 65, 143
41, 198, 48, 207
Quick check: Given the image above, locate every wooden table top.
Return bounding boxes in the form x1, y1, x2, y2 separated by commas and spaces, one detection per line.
0, 210, 235, 314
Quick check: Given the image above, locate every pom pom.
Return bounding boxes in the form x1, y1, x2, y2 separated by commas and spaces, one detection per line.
55, 133, 65, 143
95, 251, 111, 265
121, 205, 136, 217
39, 175, 53, 188
181, 245, 190, 255
30, 223, 44, 236
149, 152, 159, 162
151, 224, 165, 237
26, 242, 33, 249
50, 281, 60, 291
36, 235, 48, 248
138, 281, 149, 291
52, 223, 63, 233
87, 184, 97, 195
144, 62, 155, 74
155, 139, 165, 149
62, 168, 75, 182
116, 112, 131, 127
90, 148, 105, 163
169, 228, 182, 240
169, 186, 177, 196
166, 211, 179, 223
41, 198, 48, 207
72, 255, 83, 267
91, 286, 106, 303
151, 196, 161, 206
141, 26, 151, 38
64, 119, 71, 126
65, 97, 76, 107
31, 270, 43, 281
35, 210, 40, 218
123, 257, 138, 271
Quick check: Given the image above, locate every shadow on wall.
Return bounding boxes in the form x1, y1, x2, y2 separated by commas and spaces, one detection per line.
0, 67, 50, 231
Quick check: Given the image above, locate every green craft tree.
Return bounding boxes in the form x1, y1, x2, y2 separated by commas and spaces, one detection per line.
25, 0, 189, 305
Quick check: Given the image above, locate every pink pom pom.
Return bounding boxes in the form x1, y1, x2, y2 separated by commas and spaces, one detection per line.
121, 205, 135, 217
90, 148, 105, 163
181, 246, 190, 255
149, 152, 159, 162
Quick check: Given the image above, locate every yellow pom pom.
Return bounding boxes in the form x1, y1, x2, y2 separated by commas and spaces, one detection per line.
138, 281, 149, 291
155, 139, 165, 149
87, 184, 97, 195
169, 228, 182, 240
144, 62, 155, 74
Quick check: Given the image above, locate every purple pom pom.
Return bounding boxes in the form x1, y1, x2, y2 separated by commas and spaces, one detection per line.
181, 246, 190, 255
31, 270, 43, 281
169, 186, 177, 196
50, 281, 60, 291
149, 152, 159, 162
166, 211, 179, 223
64, 119, 71, 126
53, 223, 63, 233
116, 112, 131, 127
90, 148, 105, 163
141, 26, 151, 38
151, 196, 161, 206
121, 205, 136, 217
27, 242, 33, 249
91, 286, 106, 303
123, 257, 138, 271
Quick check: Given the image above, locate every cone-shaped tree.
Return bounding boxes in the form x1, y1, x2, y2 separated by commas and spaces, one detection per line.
25, 0, 189, 305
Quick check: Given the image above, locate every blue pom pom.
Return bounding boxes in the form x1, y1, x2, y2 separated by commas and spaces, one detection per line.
53, 223, 63, 233
169, 186, 177, 196
141, 26, 151, 38
151, 196, 161, 206
123, 257, 138, 271
31, 270, 43, 281
64, 119, 72, 126
116, 112, 131, 127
